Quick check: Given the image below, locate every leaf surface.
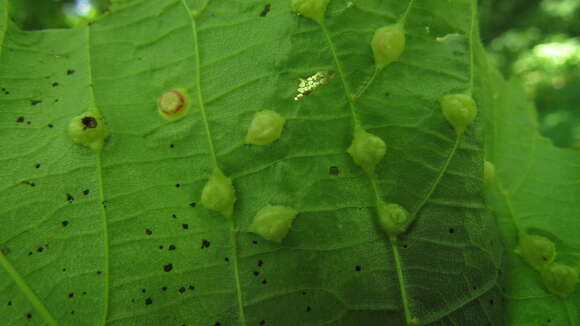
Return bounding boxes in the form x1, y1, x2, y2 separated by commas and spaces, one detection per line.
0, 0, 504, 325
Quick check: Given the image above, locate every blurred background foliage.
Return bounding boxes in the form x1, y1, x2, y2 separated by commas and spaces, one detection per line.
7, 0, 580, 149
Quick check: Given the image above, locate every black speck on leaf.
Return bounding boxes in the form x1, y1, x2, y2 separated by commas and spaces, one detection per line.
329, 166, 339, 176
66, 194, 74, 202
31, 100, 42, 106
16, 116, 24, 123
82, 116, 97, 129
201, 239, 210, 248
260, 4, 271, 16
61, 221, 69, 227
163, 264, 173, 272
145, 297, 152, 305
66, 69, 75, 75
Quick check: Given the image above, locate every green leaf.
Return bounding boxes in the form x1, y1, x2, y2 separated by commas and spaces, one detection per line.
0, 0, 505, 325
478, 42, 580, 324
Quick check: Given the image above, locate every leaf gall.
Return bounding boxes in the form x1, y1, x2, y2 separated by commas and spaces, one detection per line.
248, 205, 298, 243
245, 110, 285, 145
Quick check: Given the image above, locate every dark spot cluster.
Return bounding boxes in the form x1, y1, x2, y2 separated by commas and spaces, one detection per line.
201, 239, 210, 249
1, 87, 9, 95
22, 181, 36, 187
16, 116, 24, 123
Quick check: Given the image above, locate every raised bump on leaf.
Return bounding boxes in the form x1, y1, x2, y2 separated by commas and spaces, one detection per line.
371, 24, 406, 70
541, 263, 578, 298
515, 233, 556, 270
439, 94, 477, 134
158, 88, 191, 121
378, 202, 413, 236
201, 169, 236, 218
248, 205, 298, 243
68, 112, 107, 150
484, 160, 495, 187
347, 128, 386, 174
291, 0, 330, 24
245, 110, 285, 145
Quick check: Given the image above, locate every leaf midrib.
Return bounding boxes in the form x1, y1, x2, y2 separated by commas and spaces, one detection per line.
180, 1, 247, 325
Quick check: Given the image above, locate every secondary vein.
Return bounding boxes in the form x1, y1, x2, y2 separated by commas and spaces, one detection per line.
320, 19, 415, 325
0, 252, 60, 326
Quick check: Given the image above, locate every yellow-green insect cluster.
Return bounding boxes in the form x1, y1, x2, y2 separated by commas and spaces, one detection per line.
294, 71, 333, 101
68, 112, 107, 150
248, 205, 298, 243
